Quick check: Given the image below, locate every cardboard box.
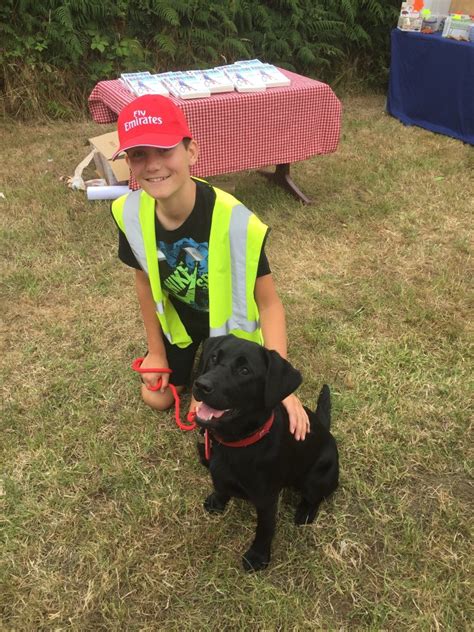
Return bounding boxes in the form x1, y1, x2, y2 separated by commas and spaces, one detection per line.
449, 0, 474, 15
89, 131, 130, 185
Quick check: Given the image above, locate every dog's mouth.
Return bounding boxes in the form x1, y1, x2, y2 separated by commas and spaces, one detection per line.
195, 402, 235, 424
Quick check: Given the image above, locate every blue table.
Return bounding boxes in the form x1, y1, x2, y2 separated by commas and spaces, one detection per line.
387, 29, 474, 145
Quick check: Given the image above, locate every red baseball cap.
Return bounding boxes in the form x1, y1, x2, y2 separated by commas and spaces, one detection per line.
112, 95, 192, 159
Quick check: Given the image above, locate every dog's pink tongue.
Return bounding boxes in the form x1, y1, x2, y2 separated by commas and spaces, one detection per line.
196, 402, 226, 421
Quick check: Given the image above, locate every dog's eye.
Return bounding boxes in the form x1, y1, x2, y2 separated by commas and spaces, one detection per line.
210, 353, 218, 364
239, 366, 250, 376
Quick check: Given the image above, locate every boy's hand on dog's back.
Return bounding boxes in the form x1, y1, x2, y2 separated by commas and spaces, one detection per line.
283, 393, 310, 441
140, 353, 170, 392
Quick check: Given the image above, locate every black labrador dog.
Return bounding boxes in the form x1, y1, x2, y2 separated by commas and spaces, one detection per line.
193, 334, 339, 571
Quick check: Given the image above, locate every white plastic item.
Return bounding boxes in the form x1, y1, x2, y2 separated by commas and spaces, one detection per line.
86, 186, 132, 200
423, 0, 451, 13
67, 150, 96, 190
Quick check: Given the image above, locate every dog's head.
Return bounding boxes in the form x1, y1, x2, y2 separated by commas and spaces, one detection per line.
193, 335, 302, 434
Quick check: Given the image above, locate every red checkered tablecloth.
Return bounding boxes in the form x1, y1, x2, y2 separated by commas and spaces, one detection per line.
88, 69, 341, 181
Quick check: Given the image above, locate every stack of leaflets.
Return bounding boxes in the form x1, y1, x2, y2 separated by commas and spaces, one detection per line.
233, 60, 290, 88
119, 61, 291, 99
220, 65, 266, 93
120, 72, 169, 97
157, 71, 210, 99
190, 68, 234, 93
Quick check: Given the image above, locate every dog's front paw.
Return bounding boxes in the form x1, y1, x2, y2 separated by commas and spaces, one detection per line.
242, 548, 270, 572
204, 492, 228, 514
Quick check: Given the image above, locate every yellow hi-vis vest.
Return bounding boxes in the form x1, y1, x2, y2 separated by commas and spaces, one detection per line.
111, 184, 268, 348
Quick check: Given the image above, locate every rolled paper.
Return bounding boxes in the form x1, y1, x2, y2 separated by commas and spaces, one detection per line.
86, 186, 132, 200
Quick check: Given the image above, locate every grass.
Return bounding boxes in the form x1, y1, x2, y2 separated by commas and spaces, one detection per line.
1, 94, 473, 630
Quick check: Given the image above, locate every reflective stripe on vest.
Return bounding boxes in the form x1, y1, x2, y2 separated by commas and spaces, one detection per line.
209, 203, 259, 337
122, 191, 167, 328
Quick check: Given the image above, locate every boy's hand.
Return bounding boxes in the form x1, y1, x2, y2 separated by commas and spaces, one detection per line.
189, 395, 198, 415
283, 394, 310, 441
140, 353, 170, 392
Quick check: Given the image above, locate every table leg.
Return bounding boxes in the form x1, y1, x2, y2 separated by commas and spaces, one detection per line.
259, 164, 311, 204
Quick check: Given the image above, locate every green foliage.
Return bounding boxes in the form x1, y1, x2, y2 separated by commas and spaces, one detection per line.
0, 0, 401, 118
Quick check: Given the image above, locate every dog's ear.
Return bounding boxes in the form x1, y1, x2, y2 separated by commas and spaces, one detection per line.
264, 350, 302, 409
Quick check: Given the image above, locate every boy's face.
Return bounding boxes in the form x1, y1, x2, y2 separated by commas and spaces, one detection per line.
125, 140, 198, 202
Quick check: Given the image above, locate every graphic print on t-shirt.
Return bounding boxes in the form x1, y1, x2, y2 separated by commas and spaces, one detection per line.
158, 238, 209, 311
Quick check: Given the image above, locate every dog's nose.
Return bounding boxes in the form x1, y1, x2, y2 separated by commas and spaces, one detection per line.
195, 377, 213, 395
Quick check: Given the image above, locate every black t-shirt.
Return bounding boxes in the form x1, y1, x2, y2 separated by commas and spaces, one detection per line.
113, 180, 270, 338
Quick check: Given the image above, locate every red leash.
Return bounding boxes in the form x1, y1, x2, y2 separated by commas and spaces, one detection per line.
131, 357, 196, 431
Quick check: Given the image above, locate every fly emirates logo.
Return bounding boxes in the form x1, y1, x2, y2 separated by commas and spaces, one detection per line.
124, 110, 163, 131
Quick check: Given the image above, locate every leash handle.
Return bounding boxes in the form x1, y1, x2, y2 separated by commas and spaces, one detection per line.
131, 357, 172, 391
131, 357, 196, 431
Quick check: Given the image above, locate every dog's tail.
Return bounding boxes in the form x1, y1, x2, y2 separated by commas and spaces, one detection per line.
314, 384, 331, 431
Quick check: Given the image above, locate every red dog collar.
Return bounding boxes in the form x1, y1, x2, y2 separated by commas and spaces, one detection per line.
205, 412, 275, 460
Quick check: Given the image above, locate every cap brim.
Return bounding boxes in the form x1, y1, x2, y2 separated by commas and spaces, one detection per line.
111, 134, 184, 160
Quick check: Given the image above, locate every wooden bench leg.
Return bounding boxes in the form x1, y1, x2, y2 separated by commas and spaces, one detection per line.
259, 163, 311, 204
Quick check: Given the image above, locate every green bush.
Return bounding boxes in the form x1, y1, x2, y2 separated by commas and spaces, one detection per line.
0, 0, 399, 119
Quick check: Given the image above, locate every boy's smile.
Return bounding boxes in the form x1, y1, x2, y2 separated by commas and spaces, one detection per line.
147, 175, 170, 182
125, 142, 198, 207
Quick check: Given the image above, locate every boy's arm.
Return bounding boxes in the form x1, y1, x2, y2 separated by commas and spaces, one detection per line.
135, 269, 170, 392
255, 274, 309, 440
255, 274, 287, 357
